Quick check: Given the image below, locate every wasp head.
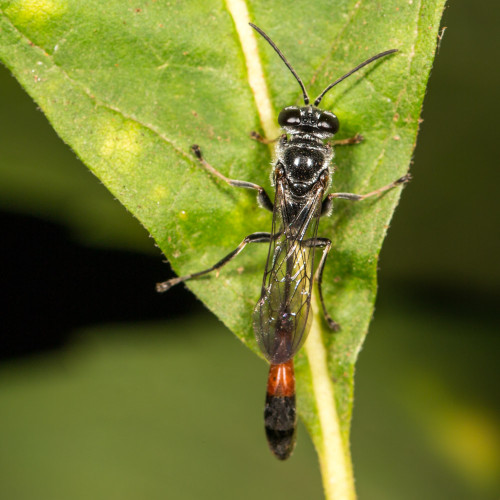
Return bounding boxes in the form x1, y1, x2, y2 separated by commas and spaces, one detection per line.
278, 106, 339, 139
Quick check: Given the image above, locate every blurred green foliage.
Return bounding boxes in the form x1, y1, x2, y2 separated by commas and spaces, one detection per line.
0, 306, 498, 500
0, 318, 323, 500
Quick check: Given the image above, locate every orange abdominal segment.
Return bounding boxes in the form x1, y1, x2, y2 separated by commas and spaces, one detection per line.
267, 360, 295, 398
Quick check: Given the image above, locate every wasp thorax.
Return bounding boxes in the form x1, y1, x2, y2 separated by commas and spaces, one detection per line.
283, 146, 324, 181
278, 106, 339, 137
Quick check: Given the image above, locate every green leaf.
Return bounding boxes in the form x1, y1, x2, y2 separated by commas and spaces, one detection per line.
0, 0, 446, 498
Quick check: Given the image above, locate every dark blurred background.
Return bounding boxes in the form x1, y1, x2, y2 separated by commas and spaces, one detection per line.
0, 3, 498, 499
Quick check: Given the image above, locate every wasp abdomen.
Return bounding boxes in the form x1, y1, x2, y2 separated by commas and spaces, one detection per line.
264, 360, 297, 460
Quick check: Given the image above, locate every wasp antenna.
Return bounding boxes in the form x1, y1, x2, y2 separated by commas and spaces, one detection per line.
249, 23, 310, 105
313, 49, 398, 106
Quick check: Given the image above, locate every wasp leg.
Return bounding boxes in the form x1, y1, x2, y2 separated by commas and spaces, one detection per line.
325, 173, 411, 205
332, 133, 364, 146
191, 144, 273, 212
304, 237, 340, 331
249, 131, 284, 144
156, 232, 271, 293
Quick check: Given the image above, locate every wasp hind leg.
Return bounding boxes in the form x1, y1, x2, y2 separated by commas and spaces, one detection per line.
304, 237, 340, 331
157, 232, 271, 292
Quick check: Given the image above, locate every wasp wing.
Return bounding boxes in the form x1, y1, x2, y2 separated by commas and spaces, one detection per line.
253, 175, 325, 364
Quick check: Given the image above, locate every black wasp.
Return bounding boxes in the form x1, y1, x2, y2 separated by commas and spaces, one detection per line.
157, 24, 410, 460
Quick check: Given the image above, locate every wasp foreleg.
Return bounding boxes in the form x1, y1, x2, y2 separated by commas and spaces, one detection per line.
249, 131, 288, 145
332, 133, 364, 146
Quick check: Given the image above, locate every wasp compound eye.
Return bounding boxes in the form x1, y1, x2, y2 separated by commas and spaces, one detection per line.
318, 112, 339, 135
278, 107, 301, 127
